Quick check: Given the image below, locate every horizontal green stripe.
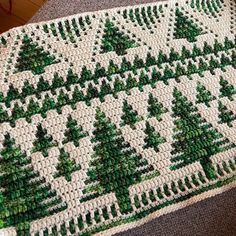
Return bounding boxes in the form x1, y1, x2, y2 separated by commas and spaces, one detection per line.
1, 49, 235, 126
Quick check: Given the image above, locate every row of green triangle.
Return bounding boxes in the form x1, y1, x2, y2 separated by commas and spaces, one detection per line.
12, 8, 208, 75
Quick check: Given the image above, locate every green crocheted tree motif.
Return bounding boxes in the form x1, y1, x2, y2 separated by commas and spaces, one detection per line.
82, 109, 157, 214
32, 124, 57, 157
219, 76, 236, 101
0, 134, 66, 235
101, 19, 138, 55
63, 115, 87, 146
174, 9, 204, 42
196, 82, 215, 107
147, 93, 167, 121
54, 148, 81, 181
15, 35, 58, 75
170, 88, 235, 180
218, 101, 236, 127
120, 100, 142, 128
143, 122, 166, 152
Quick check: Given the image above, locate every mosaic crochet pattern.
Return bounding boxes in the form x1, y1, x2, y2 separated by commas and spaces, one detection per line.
0, 0, 236, 235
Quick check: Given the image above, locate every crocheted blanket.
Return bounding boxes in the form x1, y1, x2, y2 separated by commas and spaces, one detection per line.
0, 0, 236, 235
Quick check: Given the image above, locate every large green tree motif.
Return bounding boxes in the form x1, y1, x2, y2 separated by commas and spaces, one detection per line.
174, 9, 204, 42
15, 35, 58, 75
101, 19, 138, 55
170, 88, 235, 180
0, 134, 66, 235
82, 109, 158, 214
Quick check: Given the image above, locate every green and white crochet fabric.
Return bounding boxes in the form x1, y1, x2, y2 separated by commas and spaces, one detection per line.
0, 0, 236, 235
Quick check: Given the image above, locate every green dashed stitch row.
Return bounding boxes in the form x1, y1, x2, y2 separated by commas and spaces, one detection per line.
121, 4, 164, 32
42, 16, 92, 43
189, 0, 224, 16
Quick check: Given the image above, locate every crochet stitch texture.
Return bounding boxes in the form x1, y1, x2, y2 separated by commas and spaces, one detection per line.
0, 0, 236, 235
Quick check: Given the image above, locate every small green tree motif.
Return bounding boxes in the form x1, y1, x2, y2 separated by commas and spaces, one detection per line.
170, 88, 235, 180
126, 74, 138, 90
174, 9, 204, 42
86, 83, 99, 101
57, 89, 70, 112
169, 48, 180, 62
0, 134, 66, 235
63, 115, 87, 146
143, 122, 166, 152
52, 73, 65, 91
203, 41, 213, 54
175, 63, 186, 77
120, 100, 142, 128
54, 148, 81, 181
139, 70, 150, 88
196, 82, 215, 107
22, 80, 35, 97
147, 93, 167, 121
113, 77, 125, 94
162, 66, 175, 82
101, 19, 138, 55
41, 94, 56, 115
219, 76, 236, 101
107, 60, 119, 75
0, 105, 8, 123
192, 44, 202, 57
37, 77, 50, 92
32, 123, 57, 157
82, 109, 158, 214
12, 103, 25, 120
6, 84, 20, 107
100, 80, 112, 100
218, 101, 236, 127
26, 99, 41, 122
15, 35, 58, 75
120, 57, 132, 72
72, 86, 85, 104
94, 63, 106, 79
133, 55, 145, 71
157, 50, 168, 65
